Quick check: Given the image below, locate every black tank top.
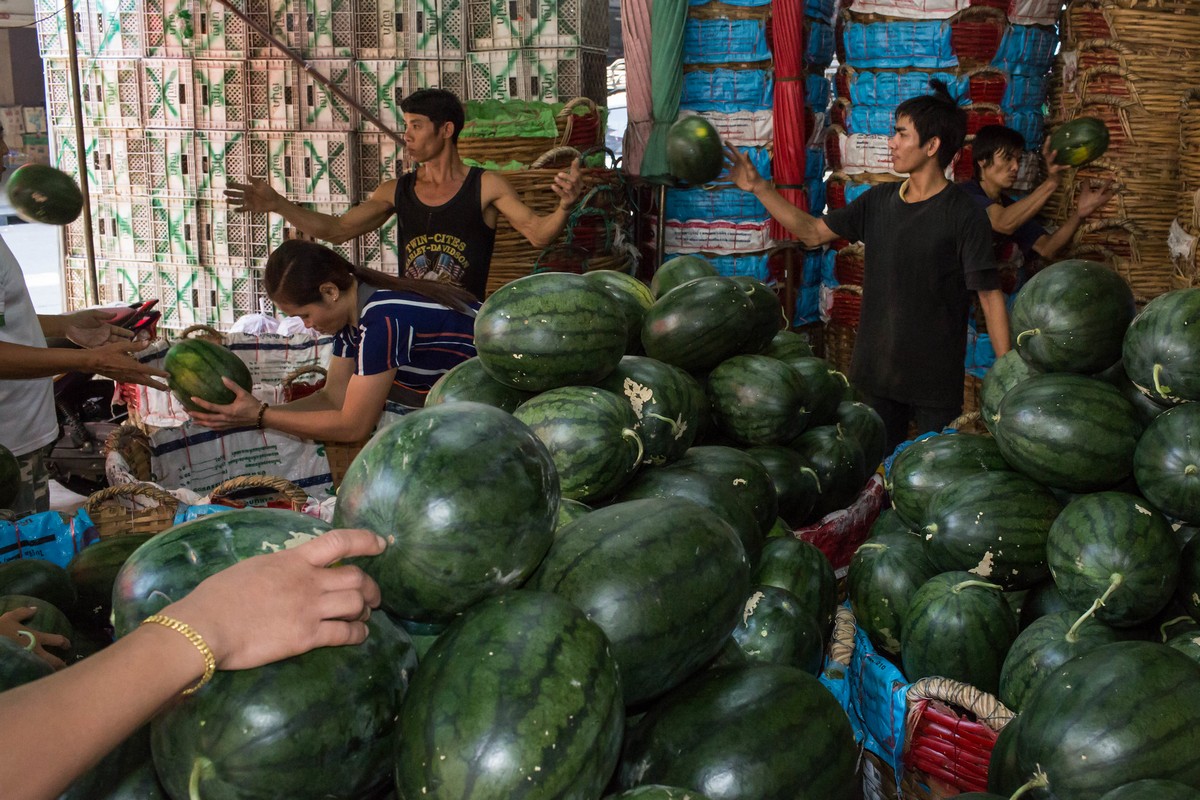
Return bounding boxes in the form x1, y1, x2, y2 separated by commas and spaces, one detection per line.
393, 166, 496, 300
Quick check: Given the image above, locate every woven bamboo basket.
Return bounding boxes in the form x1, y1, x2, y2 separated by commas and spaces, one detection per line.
1065, 2, 1200, 53
825, 321, 858, 375
835, 607, 1017, 800
834, 244, 865, 286
1180, 92, 1200, 221
688, 0, 770, 20
281, 365, 327, 402
105, 423, 154, 483
84, 483, 180, 540
173, 324, 224, 344
829, 284, 864, 331
456, 98, 604, 168
208, 475, 308, 511
949, 6, 1008, 67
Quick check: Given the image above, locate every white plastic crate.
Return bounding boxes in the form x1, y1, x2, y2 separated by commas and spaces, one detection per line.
150, 195, 200, 266
50, 131, 100, 191
465, 49, 524, 100
142, 58, 196, 128
94, 130, 150, 193
36, 0, 92, 57
247, 59, 300, 131
247, 131, 356, 202
47, 57, 143, 128
356, 131, 407, 193
298, 0, 356, 57
248, 203, 358, 266
94, 194, 154, 262
43, 59, 79, 130
143, 0, 194, 56
198, 201, 254, 268
195, 266, 267, 325
194, 0, 249, 57
89, 0, 142, 56
410, 57, 467, 98
465, 0, 522, 51
409, 0, 466, 58
355, 60, 410, 133
357, 215, 401, 275
64, 259, 91, 311
523, 47, 606, 103
145, 130, 197, 196
102, 260, 155, 304
245, 0, 289, 56
526, 0, 607, 50
353, 0, 405, 59
194, 60, 248, 129
195, 130, 250, 200
300, 59, 356, 131
155, 264, 204, 328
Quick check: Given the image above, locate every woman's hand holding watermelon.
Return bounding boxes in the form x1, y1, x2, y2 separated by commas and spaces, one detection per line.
185, 376, 263, 429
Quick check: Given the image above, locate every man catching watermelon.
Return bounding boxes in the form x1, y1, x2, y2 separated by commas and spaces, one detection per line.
225, 89, 584, 301
727, 80, 1010, 452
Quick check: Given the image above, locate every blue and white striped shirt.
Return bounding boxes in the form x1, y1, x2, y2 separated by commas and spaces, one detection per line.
332, 283, 478, 407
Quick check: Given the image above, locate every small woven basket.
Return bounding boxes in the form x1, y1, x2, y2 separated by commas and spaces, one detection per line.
208, 475, 308, 512
173, 324, 224, 344
282, 365, 328, 403
84, 483, 180, 540
324, 439, 369, 490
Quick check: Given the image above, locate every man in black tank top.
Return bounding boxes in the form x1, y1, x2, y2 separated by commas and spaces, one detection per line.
225, 89, 584, 300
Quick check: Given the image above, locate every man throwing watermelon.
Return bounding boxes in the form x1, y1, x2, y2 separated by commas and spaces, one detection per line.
226, 89, 584, 300
727, 81, 1010, 452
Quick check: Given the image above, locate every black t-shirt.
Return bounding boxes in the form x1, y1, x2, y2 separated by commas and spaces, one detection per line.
959, 178, 1046, 267
824, 181, 998, 407
394, 166, 496, 300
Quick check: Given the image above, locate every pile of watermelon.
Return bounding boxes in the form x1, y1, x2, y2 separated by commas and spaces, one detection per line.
849, 260, 1200, 799
0, 261, 893, 799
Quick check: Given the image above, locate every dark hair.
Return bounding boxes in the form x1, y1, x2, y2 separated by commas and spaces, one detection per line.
264, 239, 476, 312
400, 89, 466, 144
970, 124, 1026, 179
895, 79, 967, 169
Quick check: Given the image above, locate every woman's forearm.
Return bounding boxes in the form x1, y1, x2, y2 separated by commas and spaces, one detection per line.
262, 406, 375, 442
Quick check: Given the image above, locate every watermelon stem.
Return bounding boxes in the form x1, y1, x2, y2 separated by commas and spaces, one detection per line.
621, 428, 645, 465
1186, 465, 1198, 477
1015, 328, 1041, 347
644, 412, 686, 441
1066, 573, 1123, 642
1160, 615, 1195, 643
951, 579, 1001, 594
800, 466, 823, 494
188, 757, 214, 800
1153, 363, 1173, 400
1009, 766, 1050, 799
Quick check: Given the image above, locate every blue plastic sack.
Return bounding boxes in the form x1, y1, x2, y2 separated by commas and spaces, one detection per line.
794, 283, 822, 325
805, 145, 827, 182
807, 177, 827, 216
805, 0, 837, 21
1002, 73, 1049, 109
807, 73, 833, 110
705, 252, 772, 281
1003, 106, 1045, 150
848, 105, 896, 136
806, 20, 837, 68
681, 67, 774, 112
844, 180, 874, 206
684, 18, 771, 64
172, 504, 235, 524
842, 19, 957, 70
849, 623, 910, 769
0, 509, 99, 568
991, 24, 1058, 75
666, 186, 768, 222
844, 69, 967, 107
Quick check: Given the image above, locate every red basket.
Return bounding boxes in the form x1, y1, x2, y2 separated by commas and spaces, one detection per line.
831, 98, 851, 130
966, 104, 1006, 136
826, 174, 848, 210
794, 472, 885, 571
950, 7, 1007, 66
967, 68, 1008, 105
835, 245, 865, 285
829, 284, 864, 328
955, 144, 977, 183
826, 125, 846, 172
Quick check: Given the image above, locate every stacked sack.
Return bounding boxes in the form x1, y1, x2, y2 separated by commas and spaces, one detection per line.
663, 0, 775, 281
1045, 0, 1200, 303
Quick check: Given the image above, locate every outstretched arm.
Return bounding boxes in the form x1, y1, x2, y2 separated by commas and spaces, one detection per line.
1031, 178, 1115, 260
978, 289, 1011, 357
985, 138, 1069, 236
0, 528, 386, 800
226, 179, 397, 245
725, 144, 837, 248
0, 338, 169, 389
489, 159, 584, 249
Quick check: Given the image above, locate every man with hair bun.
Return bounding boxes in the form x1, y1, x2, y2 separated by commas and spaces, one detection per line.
727, 80, 1010, 451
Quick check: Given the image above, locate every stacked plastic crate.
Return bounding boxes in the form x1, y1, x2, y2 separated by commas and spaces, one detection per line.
463, 0, 607, 105
819, 0, 1059, 375
662, 0, 773, 281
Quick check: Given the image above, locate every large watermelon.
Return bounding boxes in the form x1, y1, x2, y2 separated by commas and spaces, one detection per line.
1046, 491, 1179, 627
729, 275, 784, 354
0, 634, 53, 692
0, 558, 76, 612
594, 355, 706, 466
1009, 641, 1200, 800
333, 402, 558, 622
615, 663, 858, 800
111, 509, 332, 635
901, 571, 1018, 695
0, 594, 73, 657
761, 329, 815, 361
528, 498, 750, 705
152, 615, 415, 800
706, 354, 810, 446
752, 537, 837, 634
393, 591, 624, 799
1098, 782, 1200, 800
1008, 260, 1134, 374
474, 272, 627, 391
1097, 360, 1169, 428
887, 432, 1011, 528
665, 115, 724, 186
584, 269, 655, 353
605, 788, 716, 800
0, 443, 18, 509
513, 386, 643, 503
1123, 289, 1200, 405
847, 516, 941, 657
719, 585, 825, 674
994, 373, 1141, 493
790, 424, 867, 521
425, 357, 534, 412
746, 445, 821, 527
163, 338, 253, 412
5, 163, 84, 225
1049, 116, 1110, 167
776, 356, 846, 428
641, 276, 758, 373
836, 400, 887, 469
650, 255, 719, 299
70, 534, 154, 637
673, 446, 779, 540
922, 470, 1061, 589
1134, 404, 1200, 524
981, 350, 1041, 434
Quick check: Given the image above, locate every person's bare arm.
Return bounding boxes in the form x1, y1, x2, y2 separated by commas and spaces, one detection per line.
0, 339, 169, 389
225, 179, 397, 245
1030, 179, 1116, 260
978, 289, 1011, 357
488, 160, 583, 249
725, 144, 838, 248
0, 529, 386, 800
985, 138, 1069, 235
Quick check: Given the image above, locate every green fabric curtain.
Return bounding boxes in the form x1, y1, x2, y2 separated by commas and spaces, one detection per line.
641, 0, 687, 182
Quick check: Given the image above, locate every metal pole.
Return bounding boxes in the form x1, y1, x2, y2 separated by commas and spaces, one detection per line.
62, 0, 98, 307
214, 0, 406, 148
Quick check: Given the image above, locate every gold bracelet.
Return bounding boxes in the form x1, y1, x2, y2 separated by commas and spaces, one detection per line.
256, 401, 269, 430
142, 614, 217, 695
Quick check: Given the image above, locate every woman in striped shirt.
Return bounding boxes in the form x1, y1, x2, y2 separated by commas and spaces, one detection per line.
187, 240, 478, 442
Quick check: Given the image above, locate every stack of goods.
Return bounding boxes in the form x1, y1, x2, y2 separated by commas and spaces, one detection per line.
0, 105, 50, 165
845, 260, 1200, 797
822, 0, 1059, 390
1045, 0, 1200, 303
1174, 89, 1200, 289
663, 0, 775, 281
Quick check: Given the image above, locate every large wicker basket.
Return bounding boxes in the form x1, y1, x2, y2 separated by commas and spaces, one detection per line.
208, 475, 308, 512
83, 483, 180, 540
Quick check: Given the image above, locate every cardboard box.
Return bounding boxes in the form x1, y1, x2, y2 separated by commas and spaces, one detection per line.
22, 107, 47, 134
0, 107, 23, 136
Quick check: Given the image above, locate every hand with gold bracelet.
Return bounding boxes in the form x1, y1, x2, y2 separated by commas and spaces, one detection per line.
0, 528, 386, 800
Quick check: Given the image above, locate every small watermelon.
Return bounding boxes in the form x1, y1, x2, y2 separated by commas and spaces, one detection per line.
666, 115, 725, 186
5, 163, 84, 225
1049, 117, 1109, 167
